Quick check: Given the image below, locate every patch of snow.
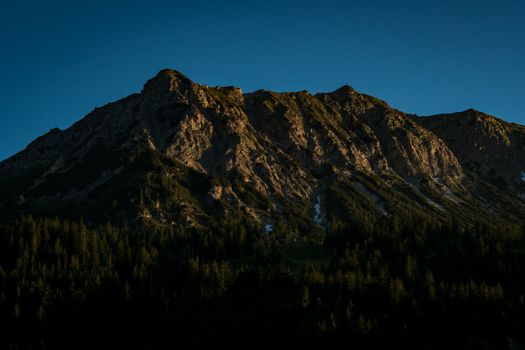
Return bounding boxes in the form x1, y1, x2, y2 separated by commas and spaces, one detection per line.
17, 195, 26, 205
352, 181, 388, 216
30, 157, 65, 189
521, 172, 525, 182
264, 224, 273, 233
61, 166, 124, 200
406, 182, 447, 213
425, 198, 445, 211
431, 176, 443, 184
442, 187, 464, 204
313, 195, 322, 224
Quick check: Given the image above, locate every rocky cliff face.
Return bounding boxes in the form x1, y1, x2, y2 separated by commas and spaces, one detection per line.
1, 69, 524, 230
416, 110, 525, 189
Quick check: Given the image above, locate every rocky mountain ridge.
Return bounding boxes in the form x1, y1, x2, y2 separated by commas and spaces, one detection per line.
1, 69, 524, 231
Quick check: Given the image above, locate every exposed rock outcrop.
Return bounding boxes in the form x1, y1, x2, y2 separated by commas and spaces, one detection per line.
1, 69, 524, 229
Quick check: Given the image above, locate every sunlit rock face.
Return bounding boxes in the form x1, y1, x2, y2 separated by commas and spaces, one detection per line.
416, 109, 525, 189
1, 69, 524, 230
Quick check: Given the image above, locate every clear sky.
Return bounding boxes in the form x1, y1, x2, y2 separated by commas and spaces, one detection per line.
1, 0, 524, 161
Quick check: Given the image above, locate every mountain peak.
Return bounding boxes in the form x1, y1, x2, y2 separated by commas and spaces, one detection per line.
141, 68, 197, 103
464, 108, 479, 113
1, 70, 525, 228
334, 84, 356, 93
143, 68, 193, 91
156, 68, 191, 80
325, 85, 357, 99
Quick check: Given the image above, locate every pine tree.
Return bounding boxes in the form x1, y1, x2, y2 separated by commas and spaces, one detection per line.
425, 270, 436, 302
300, 286, 310, 308
390, 278, 406, 304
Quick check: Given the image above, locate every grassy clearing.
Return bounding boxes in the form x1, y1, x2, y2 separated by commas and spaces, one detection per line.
280, 242, 334, 277
228, 242, 334, 278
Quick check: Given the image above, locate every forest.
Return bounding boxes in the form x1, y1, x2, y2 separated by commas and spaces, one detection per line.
1, 214, 525, 349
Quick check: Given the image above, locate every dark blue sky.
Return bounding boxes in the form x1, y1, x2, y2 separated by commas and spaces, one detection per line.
1, 0, 524, 161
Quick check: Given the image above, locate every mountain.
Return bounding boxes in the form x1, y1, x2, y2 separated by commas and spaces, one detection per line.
1, 69, 524, 230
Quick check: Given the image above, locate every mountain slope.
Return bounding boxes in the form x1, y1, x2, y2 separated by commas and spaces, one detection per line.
416, 109, 525, 190
1, 69, 524, 230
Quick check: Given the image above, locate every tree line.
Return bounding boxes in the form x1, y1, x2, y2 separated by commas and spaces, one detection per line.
1, 215, 524, 349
